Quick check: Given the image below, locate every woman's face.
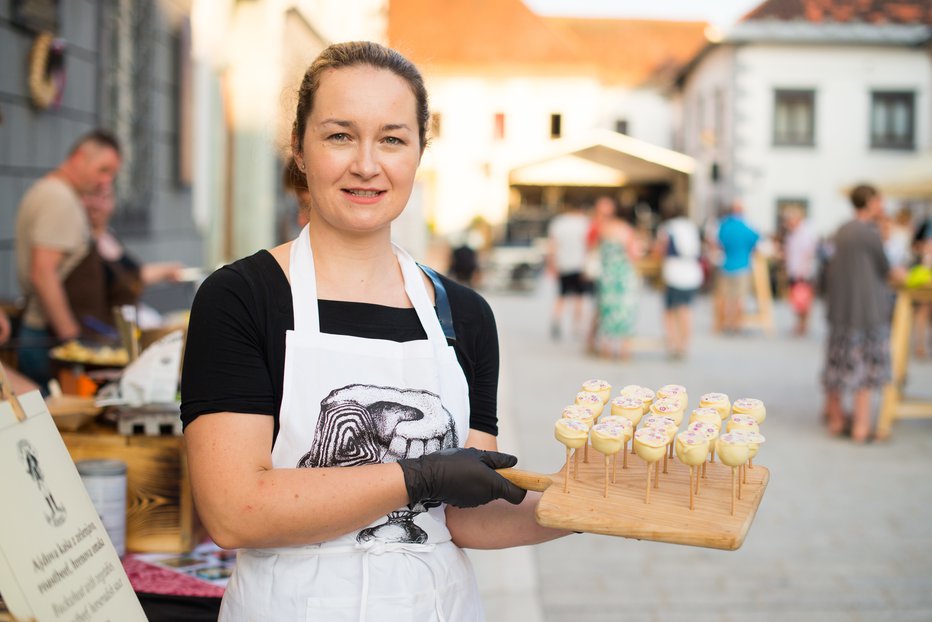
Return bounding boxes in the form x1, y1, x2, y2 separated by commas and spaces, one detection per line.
84, 187, 116, 229
298, 65, 421, 237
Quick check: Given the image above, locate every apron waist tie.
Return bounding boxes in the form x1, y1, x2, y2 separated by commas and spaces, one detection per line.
356, 541, 444, 622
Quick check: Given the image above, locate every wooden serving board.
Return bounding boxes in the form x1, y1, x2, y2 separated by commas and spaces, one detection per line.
498, 446, 769, 551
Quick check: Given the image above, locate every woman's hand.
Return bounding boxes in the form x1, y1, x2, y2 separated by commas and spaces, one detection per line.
398, 447, 526, 508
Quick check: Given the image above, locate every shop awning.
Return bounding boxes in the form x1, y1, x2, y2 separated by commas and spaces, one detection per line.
509, 129, 695, 187
876, 151, 932, 199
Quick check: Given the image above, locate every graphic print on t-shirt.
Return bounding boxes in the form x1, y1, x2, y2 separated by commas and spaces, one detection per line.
296, 384, 458, 544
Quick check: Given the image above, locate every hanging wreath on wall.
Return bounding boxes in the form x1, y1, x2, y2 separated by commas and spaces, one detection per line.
27, 31, 66, 110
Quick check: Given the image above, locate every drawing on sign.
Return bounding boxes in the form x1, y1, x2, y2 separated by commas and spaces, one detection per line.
18, 439, 67, 526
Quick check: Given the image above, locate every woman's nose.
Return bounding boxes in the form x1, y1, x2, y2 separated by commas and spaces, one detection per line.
350, 144, 379, 178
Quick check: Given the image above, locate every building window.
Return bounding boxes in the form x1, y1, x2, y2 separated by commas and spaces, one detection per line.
493, 112, 506, 140
550, 113, 562, 139
871, 91, 915, 150
615, 119, 628, 135
773, 89, 815, 147
429, 112, 442, 139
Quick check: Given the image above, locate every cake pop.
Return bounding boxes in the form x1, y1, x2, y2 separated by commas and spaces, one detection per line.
554, 418, 590, 492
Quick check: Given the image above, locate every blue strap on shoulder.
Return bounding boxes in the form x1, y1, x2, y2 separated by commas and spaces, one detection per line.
418, 264, 456, 342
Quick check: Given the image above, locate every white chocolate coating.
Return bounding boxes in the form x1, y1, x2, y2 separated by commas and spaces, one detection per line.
650, 398, 683, 425
598, 415, 634, 438
562, 404, 595, 426
715, 432, 751, 466
657, 384, 688, 411
642, 414, 678, 442
726, 414, 760, 433
675, 431, 711, 466
590, 422, 625, 454
699, 392, 731, 420
555, 418, 590, 448
620, 385, 654, 414
575, 391, 604, 417
582, 379, 612, 405
687, 420, 720, 441
689, 407, 722, 429
610, 396, 644, 425
733, 398, 766, 424
634, 428, 667, 462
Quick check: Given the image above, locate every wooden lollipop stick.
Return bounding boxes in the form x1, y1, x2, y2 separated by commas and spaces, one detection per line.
584, 442, 589, 463
689, 465, 695, 510
574, 448, 579, 479
743, 462, 748, 484
563, 447, 571, 493
654, 460, 661, 489
731, 466, 736, 516
603, 456, 610, 498
612, 453, 617, 483
748, 456, 754, 469
710, 446, 716, 463
622, 443, 628, 469
695, 465, 701, 496
645, 462, 652, 504
701, 459, 707, 479
738, 465, 744, 500
662, 448, 669, 474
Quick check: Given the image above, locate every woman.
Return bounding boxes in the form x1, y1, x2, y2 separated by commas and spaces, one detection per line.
654, 204, 702, 359
593, 196, 640, 359
181, 42, 565, 620
84, 186, 184, 304
823, 184, 903, 443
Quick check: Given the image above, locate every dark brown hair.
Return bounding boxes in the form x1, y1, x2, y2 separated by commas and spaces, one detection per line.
849, 184, 878, 210
69, 128, 121, 157
291, 41, 429, 153
282, 156, 307, 192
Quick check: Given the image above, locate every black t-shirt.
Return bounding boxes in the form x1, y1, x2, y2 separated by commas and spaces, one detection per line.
180, 250, 500, 441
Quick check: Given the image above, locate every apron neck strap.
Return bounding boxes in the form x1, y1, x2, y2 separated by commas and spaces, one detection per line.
288, 227, 450, 350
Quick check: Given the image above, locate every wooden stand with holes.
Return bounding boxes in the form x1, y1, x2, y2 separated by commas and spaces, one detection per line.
499, 447, 769, 551
877, 286, 932, 439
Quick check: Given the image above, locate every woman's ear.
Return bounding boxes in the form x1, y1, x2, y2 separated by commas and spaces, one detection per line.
291, 136, 305, 172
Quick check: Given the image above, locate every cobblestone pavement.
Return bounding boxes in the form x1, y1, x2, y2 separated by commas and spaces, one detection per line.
469, 278, 932, 622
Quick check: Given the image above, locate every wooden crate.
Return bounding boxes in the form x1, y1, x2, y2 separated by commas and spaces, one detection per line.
60, 425, 204, 553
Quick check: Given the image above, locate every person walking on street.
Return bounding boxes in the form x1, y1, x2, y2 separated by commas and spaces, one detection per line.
594, 197, 640, 360
716, 200, 760, 333
823, 184, 905, 443
546, 202, 592, 340
782, 206, 819, 336
14, 129, 122, 386
654, 204, 703, 359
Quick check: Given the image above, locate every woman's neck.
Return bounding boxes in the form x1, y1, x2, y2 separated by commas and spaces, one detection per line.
306, 225, 409, 306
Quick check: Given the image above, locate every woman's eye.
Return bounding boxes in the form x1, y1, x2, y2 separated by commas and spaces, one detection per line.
383, 136, 405, 146
328, 133, 351, 142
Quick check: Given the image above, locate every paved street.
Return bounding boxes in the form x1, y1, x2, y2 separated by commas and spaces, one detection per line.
469, 277, 932, 622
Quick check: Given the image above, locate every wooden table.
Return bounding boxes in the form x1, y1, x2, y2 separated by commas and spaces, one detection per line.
877, 286, 932, 439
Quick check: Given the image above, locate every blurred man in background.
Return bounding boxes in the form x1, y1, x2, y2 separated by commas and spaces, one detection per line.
14, 129, 121, 386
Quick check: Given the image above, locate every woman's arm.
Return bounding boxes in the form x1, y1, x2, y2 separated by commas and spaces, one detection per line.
445, 429, 571, 549
184, 412, 408, 550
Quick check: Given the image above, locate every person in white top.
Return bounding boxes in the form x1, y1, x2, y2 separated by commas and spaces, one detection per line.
782, 206, 819, 336
653, 204, 703, 359
546, 202, 593, 340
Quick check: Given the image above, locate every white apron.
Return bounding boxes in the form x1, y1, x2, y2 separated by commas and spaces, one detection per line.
219, 226, 483, 622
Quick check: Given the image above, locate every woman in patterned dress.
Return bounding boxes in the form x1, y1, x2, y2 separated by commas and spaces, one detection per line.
595, 197, 641, 359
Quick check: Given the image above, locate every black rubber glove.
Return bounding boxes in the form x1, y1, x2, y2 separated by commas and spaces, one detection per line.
398, 447, 527, 509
